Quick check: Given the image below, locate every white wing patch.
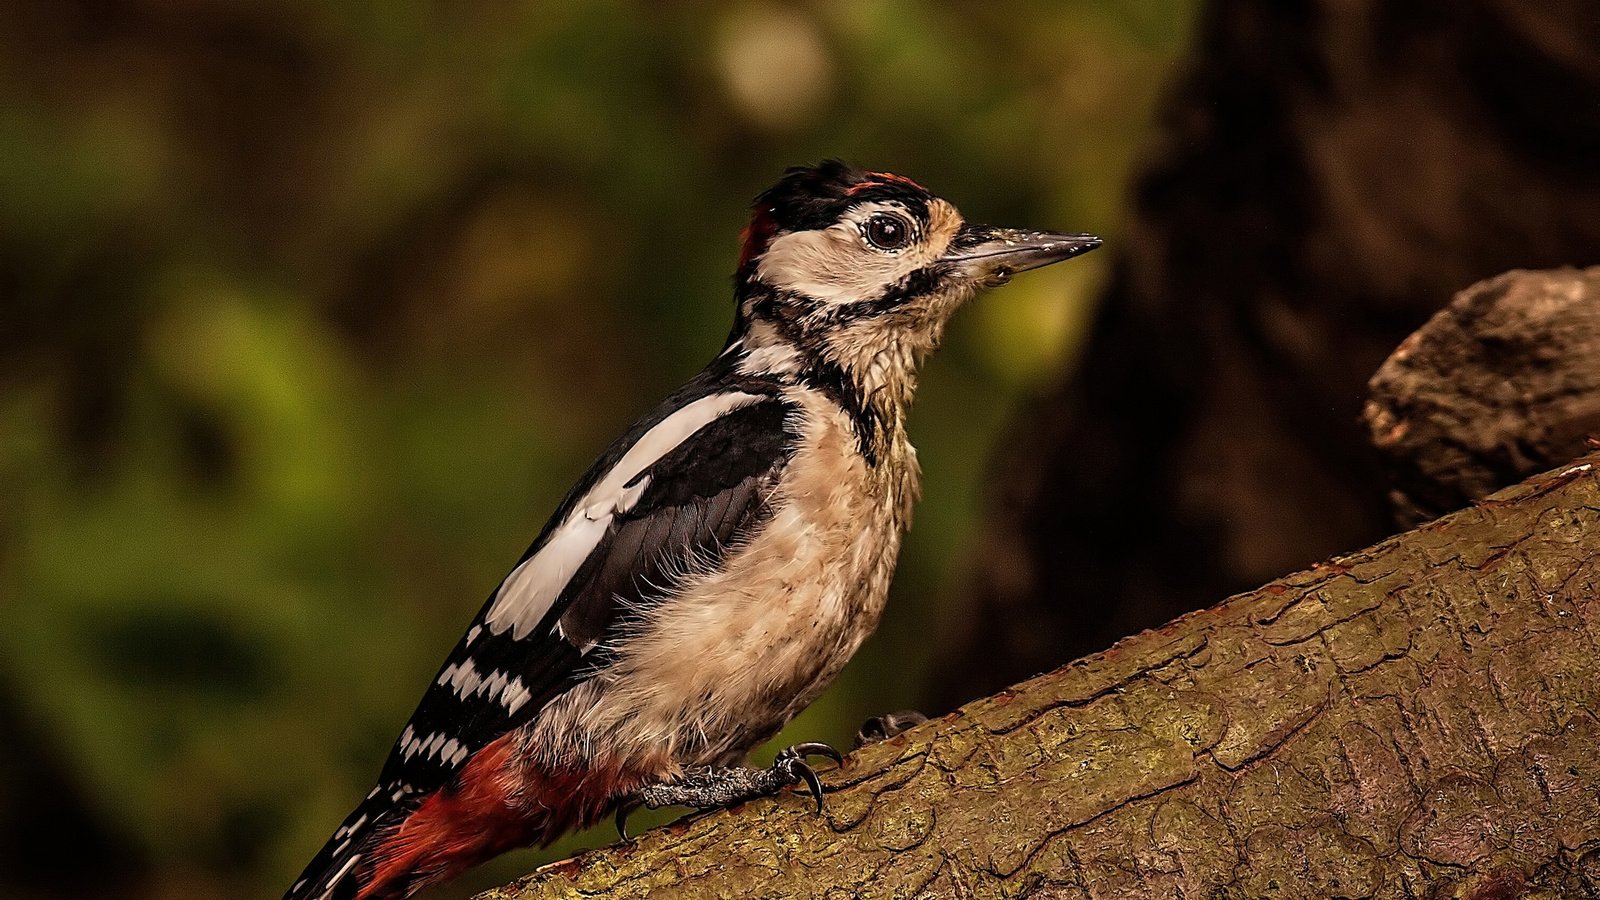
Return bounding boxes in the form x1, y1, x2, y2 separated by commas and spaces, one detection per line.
483, 391, 767, 641
317, 854, 360, 900
501, 678, 533, 714
333, 814, 367, 840
399, 728, 483, 768
435, 658, 536, 713
438, 658, 483, 696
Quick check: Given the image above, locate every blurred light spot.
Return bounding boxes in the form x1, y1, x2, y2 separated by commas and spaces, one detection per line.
716, 5, 834, 131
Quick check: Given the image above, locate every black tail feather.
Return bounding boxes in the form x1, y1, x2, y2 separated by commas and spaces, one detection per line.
285, 790, 407, 900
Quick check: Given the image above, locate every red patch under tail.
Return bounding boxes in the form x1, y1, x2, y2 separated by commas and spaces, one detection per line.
354, 734, 646, 900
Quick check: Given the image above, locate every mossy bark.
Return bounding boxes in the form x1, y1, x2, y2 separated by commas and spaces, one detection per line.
481, 454, 1600, 899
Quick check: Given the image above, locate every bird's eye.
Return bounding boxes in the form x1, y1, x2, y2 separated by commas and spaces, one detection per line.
863, 214, 913, 251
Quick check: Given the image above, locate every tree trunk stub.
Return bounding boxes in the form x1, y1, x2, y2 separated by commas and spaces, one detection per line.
1365, 266, 1600, 526
484, 453, 1600, 899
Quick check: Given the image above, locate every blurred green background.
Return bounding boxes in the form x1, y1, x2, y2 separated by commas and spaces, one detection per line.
0, 1, 1195, 897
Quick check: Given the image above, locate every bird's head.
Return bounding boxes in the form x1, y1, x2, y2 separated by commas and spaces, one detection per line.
725, 161, 1100, 443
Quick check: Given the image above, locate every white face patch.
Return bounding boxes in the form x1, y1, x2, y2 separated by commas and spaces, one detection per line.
754, 200, 962, 306
483, 390, 768, 640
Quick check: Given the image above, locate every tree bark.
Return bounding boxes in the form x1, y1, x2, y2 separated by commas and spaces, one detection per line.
482, 452, 1600, 899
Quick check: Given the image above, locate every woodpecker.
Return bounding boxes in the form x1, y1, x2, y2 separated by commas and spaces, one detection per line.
286, 161, 1100, 900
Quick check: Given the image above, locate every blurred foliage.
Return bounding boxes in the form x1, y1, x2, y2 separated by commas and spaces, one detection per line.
0, 1, 1194, 896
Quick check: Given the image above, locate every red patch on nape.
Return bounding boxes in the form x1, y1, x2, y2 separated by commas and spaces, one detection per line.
357, 734, 648, 900
739, 206, 779, 268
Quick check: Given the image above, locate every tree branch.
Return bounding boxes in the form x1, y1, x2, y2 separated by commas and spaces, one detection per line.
482, 453, 1600, 898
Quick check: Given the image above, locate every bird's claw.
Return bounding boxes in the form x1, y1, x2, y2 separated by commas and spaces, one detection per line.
614, 798, 641, 842
778, 756, 826, 812
773, 741, 843, 812
776, 740, 844, 766
854, 710, 928, 748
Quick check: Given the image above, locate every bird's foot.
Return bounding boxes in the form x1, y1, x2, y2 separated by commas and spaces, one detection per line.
854, 709, 928, 748
615, 721, 923, 841
638, 742, 844, 815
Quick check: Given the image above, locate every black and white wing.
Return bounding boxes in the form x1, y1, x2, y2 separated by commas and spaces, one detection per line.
386, 386, 800, 794
287, 384, 798, 899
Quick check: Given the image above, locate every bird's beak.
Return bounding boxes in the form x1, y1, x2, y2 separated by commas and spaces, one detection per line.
942, 226, 1102, 287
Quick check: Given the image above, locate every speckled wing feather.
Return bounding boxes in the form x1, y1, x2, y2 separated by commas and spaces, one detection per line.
287, 383, 798, 900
